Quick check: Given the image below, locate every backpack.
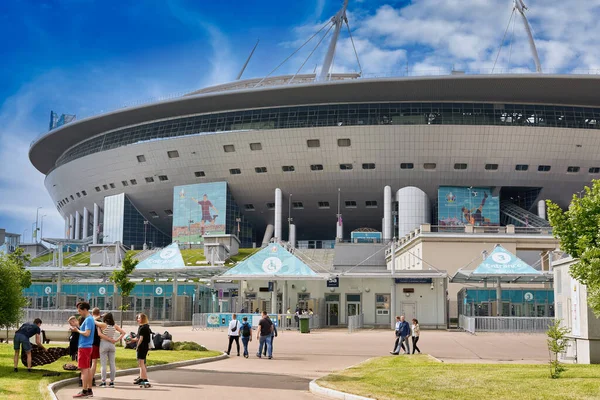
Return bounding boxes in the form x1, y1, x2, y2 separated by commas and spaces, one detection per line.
162, 331, 172, 341
241, 322, 251, 337
153, 333, 163, 350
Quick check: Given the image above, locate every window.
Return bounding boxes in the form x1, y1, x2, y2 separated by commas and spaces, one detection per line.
164, 209, 173, 216
230, 168, 242, 175
423, 163, 437, 170
362, 163, 376, 170
365, 200, 378, 208
307, 139, 320, 148
149, 211, 159, 218
137, 155, 146, 163
538, 165, 551, 172
195, 171, 206, 177
255, 167, 267, 173
266, 202, 275, 210
145, 177, 155, 183
81, 190, 87, 196
158, 175, 168, 181
249, 143, 262, 151
76, 192, 81, 198
589, 167, 600, 174
109, 183, 115, 188
292, 202, 304, 209
400, 163, 414, 169
485, 163, 499, 170
130, 179, 137, 185
122, 180, 129, 187
567, 166, 580, 173
95, 186, 101, 192
223, 144, 235, 153
318, 201, 330, 209
167, 150, 179, 158
345, 200, 357, 208
244, 204, 255, 211
337, 138, 351, 147
102, 184, 108, 190
282, 165, 295, 172
310, 164, 323, 171
70, 195, 74, 200
339, 163, 353, 170
515, 164, 529, 171
454, 163, 468, 170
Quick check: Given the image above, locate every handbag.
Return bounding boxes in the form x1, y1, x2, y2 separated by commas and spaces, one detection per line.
149, 334, 155, 349
395, 330, 401, 337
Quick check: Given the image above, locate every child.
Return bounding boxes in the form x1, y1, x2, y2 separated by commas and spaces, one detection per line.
127, 313, 151, 387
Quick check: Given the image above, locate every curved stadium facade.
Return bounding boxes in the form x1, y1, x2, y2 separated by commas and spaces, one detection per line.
30, 74, 600, 247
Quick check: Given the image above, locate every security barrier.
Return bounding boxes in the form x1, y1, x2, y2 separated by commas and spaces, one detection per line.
459, 315, 554, 333
347, 314, 364, 333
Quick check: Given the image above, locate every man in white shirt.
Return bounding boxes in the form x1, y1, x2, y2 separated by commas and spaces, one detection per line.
226, 314, 240, 356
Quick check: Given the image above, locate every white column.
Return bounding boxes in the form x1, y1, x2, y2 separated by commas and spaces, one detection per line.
390, 282, 396, 329
173, 274, 178, 322
262, 224, 274, 246
271, 281, 278, 314
74, 211, 81, 240
82, 207, 89, 239
537, 199, 546, 220
93, 203, 99, 244
64, 218, 69, 239
383, 185, 392, 241
496, 278, 502, 316
336, 218, 343, 241
289, 224, 296, 248
69, 214, 75, 240
274, 188, 282, 241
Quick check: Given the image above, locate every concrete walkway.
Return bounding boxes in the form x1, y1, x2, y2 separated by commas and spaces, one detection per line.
55, 327, 549, 399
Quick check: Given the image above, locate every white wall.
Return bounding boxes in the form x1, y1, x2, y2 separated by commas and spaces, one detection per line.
103, 193, 125, 244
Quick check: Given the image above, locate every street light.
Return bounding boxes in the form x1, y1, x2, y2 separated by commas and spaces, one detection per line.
143, 220, 149, 249
35, 207, 42, 243
40, 215, 47, 244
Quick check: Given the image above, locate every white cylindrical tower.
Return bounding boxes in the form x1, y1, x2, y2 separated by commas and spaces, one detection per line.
262, 224, 274, 246
274, 188, 282, 241
383, 186, 392, 241
336, 217, 343, 241
69, 214, 75, 240
289, 224, 296, 248
396, 187, 430, 238
537, 199, 546, 220
74, 211, 81, 240
82, 207, 89, 238
92, 203, 99, 244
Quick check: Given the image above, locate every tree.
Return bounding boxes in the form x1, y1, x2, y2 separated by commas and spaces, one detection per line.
0, 248, 32, 340
547, 319, 570, 379
110, 253, 138, 329
547, 180, 600, 315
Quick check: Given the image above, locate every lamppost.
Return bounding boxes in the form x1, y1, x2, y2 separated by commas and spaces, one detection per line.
22, 229, 28, 244
35, 207, 42, 243
287, 193, 293, 243
31, 222, 36, 243
40, 215, 47, 244
188, 219, 194, 249
143, 220, 149, 249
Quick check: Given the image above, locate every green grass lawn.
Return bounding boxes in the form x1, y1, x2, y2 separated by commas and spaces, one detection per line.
318, 355, 600, 400
0, 343, 220, 400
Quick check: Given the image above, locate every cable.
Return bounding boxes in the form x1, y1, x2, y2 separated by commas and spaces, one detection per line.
492, 8, 516, 73
254, 20, 333, 88
507, 10, 517, 70
345, 20, 362, 75
289, 23, 335, 84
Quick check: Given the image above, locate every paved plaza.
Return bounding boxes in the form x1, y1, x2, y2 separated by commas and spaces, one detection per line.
55, 327, 549, 399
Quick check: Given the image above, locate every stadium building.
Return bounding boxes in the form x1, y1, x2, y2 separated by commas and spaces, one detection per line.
26, 1, 596, 326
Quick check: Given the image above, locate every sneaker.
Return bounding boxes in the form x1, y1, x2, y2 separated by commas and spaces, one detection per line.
109, 382, 115, 388
28, 368, 32, 373
133, 377, 142, 385
256, 353, 261, 358
268, 356, 272, 359
87, 389, 94, 397
72, 391, 88, 398
98, 382, 107, 387
13, 368, 17, 372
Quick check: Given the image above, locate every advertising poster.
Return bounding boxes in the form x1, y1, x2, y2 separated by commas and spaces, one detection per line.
172, 182, 227, 244
438, 186, 499, 227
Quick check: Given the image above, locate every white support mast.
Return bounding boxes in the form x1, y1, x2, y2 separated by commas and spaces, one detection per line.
514, 0, 542, 73
318, 0, 348, 82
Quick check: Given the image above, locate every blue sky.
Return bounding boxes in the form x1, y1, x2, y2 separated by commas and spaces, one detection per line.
1, 0, 598, 241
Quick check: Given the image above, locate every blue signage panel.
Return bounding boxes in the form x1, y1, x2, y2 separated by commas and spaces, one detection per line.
394, 278, 432, 284
327, 277, 340, 287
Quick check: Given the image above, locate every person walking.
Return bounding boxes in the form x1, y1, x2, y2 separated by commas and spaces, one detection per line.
390, 316, 401, 355
390, 315, 411, 355
226, 314, 241, 356
240, 316, 252, 358
13, 318, 46, 372
127, 313, 151, 388
256, 311, 274, 359
285, 307, 292, 330
411, 318, 421, 354
70, 302, 96, 398
263, 318, 277, 357
95, 313, 126, 387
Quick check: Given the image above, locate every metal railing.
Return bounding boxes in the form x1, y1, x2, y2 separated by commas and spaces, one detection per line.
459, 315, 554, 333
191, 313, 322, 332
23, 309, 138, 326
347, 314, 364, 333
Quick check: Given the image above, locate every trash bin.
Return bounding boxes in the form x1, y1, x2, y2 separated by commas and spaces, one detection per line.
299, 316, 310, 333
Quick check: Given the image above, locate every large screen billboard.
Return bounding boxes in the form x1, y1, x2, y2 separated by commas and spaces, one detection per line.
438, 186, 499, 227
172, 182, 227, 244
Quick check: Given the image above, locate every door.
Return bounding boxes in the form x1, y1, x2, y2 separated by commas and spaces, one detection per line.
401, 303, 416, 320
347, 303, 360, 318
327, 303, 339, 326
153, 297, 164, 320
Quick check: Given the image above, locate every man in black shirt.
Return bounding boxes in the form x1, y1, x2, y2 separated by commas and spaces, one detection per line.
13, 318, 45, 372
256, 311, 273, 359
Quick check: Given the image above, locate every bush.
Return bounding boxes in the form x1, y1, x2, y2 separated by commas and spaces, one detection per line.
172, 341, 208, 351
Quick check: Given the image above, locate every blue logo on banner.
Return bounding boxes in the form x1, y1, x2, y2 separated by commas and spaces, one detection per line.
472, 245, 541, 275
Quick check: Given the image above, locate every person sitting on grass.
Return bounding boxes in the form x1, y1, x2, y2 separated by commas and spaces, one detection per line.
13, 318, 46, 372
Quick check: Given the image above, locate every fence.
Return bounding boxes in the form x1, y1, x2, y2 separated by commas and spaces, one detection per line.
459, 315, 554, 333
23, 309, 137, 326
191, 313, 322, 332
347, 314, 364, 333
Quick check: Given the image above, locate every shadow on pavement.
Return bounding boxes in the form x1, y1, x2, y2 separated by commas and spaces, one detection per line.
155, 369, 311, 390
